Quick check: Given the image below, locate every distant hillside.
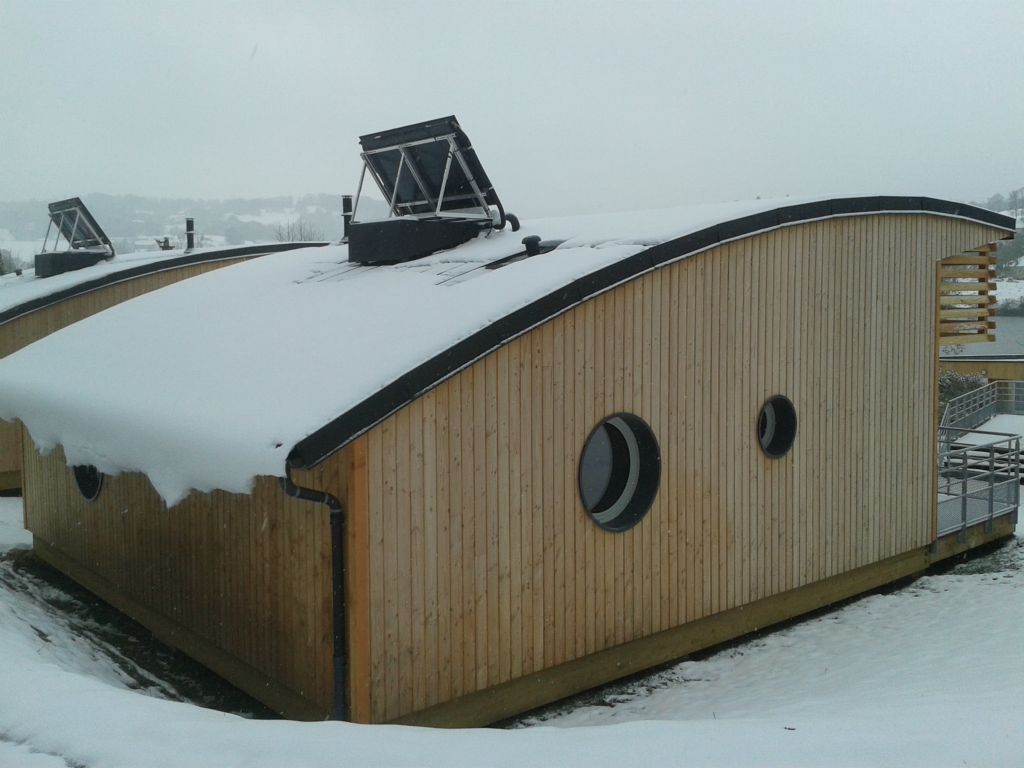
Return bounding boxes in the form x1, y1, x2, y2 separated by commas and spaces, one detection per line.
0, 194, 391, 262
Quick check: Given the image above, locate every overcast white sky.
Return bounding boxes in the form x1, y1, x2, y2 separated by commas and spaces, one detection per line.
1, 0, 1022, 217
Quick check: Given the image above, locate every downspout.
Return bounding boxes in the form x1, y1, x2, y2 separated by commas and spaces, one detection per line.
279, 462, 348, 721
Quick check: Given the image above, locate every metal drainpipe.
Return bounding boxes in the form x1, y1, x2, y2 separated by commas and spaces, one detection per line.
279, 463, 348, 721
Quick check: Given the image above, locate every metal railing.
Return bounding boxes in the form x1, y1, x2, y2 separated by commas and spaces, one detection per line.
941, 380, 1024, 432
937, 427, 1020, 538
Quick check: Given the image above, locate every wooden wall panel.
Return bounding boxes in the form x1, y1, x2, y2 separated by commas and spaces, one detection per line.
0, 259, 247, 477
23, 444, 336, 718
337, 214, 1005, 723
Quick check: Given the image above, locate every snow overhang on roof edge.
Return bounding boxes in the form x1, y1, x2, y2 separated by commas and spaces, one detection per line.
288, 196, 1015, 469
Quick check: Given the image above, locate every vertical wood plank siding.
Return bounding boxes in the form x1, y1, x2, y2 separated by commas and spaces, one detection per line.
23, 446, 338, 718
1, 261, 246, 478
342, 215, 1002, 722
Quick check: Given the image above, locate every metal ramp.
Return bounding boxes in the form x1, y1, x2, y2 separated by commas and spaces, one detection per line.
938, 381, 1024, 538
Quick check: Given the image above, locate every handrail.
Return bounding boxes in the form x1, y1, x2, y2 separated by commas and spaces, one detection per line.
941, 380, 1024, 430
939, 380, 1024, 467
937, 427, 1020, 539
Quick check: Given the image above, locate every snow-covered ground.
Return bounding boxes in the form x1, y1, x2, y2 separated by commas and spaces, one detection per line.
0, 495, 1021, 767
956, 414, 1024, 444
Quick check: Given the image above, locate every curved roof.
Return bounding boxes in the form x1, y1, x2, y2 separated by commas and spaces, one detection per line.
291, 195, 1013, 467
0, 195, 1013, 505
0, 241, 328, 326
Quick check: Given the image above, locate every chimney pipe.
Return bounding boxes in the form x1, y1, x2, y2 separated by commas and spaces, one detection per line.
342, 195, 353, 242
185, 218, 195, 251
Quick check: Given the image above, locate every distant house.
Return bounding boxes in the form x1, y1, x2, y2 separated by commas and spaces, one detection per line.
0, 240, 326, 491
0, 194, 1016, 726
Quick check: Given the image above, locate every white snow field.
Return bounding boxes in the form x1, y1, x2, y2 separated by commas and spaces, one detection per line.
0, 496, 1021, 767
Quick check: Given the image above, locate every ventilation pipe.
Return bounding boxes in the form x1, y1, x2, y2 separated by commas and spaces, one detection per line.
342, 195, 353, 242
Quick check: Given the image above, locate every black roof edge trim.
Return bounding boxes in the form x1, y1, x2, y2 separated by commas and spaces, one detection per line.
574, 250, 656, 297
0, 241, 330, 327
289, 197, 1015, 468
715, 210, 782, 242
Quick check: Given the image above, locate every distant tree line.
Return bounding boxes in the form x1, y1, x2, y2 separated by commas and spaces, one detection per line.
972, 186, 1024, 277
995, 296, 1024, 316
974, 187, 1024, 219
0, 249, 22, 276
273, 218, 325, 243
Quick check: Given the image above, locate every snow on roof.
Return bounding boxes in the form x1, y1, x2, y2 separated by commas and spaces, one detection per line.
0, 195, 1013, 506
0, 242, 323, 324
0, 246, 202, 318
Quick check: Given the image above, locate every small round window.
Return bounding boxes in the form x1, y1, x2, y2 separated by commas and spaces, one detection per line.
578, 413, 660, 532
758, 395, 797, 458
73, 464, 103, 501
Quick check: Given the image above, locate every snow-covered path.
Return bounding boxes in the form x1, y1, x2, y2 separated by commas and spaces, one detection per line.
0, 495, 1021, 768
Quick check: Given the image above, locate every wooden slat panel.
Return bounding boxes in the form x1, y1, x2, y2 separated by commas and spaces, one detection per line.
939, 294, 996, 306
941, 333, 997, 345
938, 268, 994, 280
939, 281, 996, 294
941, 254, 997, 266
940, 308, 991, 320
939, 321, 995, 333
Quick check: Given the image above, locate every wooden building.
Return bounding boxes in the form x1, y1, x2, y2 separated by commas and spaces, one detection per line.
0, 242, 325, 491
0, 196, 1017, 726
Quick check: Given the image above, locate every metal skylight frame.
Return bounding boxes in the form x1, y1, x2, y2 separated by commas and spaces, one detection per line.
39, 198, 115, 256
351, 132, 494, 224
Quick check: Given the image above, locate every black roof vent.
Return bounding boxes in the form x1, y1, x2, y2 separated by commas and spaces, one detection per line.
347, 115, 516, 264
34, 197, 115, 278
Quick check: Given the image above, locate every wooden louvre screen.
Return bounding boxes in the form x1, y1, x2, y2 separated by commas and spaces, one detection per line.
938, 244, 997, 346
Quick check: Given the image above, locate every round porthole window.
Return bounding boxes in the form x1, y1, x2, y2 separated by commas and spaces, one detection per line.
73, 464, 103, 502
578, 413, 660, 532
758, 395, 797, 458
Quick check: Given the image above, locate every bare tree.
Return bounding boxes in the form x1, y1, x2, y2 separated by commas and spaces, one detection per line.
273, 218, 325, 242
0, 249, 20, 276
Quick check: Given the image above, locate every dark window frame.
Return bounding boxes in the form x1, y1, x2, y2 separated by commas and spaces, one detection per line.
72, 464, 103, 502
578, 412, 661, 533
757, 395, 798, 459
